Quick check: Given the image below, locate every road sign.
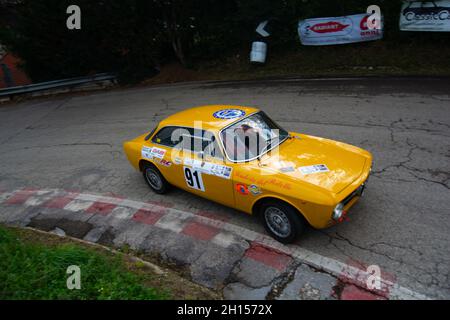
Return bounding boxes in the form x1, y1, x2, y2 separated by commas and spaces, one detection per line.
256, 20, 270, 37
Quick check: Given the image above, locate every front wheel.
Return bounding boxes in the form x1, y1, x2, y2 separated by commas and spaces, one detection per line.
142, 163, 170, 194
260, 201, 305, 244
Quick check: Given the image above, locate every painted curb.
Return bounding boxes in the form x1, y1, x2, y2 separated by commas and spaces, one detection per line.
0, 188, 429, 300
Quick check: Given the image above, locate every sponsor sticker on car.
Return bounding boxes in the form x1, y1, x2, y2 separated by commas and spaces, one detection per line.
213, 109, 246, 119
183, 167, 205, 191
248, 184, 262, 195
141, 146, 167, 160
299, 164, 330, 175
183, 158, 233, 179
280, 166, 296, 173
236, 184, 249, 195
158, 159, 172, 167
150, 147, 166, 159
141, 146, 153, 159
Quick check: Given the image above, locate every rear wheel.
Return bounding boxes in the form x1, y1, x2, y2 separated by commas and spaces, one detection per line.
259, 200, 305, 244
142, 163, 170, 194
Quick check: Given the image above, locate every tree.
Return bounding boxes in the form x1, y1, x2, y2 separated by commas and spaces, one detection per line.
0, 0, 164, 82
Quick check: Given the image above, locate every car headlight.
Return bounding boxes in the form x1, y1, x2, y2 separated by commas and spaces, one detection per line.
332, 203, 344, 221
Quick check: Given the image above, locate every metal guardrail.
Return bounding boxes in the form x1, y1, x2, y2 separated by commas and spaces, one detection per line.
0, 73, 117, 98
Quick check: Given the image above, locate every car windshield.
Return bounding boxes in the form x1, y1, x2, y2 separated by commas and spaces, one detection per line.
220, 112, 289, 161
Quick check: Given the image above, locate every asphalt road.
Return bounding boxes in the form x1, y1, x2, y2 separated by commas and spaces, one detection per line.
0, 77, 449, 298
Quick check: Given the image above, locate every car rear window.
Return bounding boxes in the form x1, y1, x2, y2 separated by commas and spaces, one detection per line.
151, 126, 181, 147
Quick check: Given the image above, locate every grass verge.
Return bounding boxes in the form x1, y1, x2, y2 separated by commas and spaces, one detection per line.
0, 225, 219, 300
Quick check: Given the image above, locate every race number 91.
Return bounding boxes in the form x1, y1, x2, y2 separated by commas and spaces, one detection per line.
184, 167, 205, 191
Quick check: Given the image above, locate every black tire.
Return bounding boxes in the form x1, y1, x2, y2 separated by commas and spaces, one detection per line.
259, 200, 305, 244
142, 163, 170, 194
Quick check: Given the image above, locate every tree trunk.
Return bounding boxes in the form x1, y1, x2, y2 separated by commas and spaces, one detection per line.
165, 1, 186, 66
171, 35, 186, 66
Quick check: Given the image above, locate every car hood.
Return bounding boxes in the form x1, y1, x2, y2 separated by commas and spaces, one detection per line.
260, 134, 369, 194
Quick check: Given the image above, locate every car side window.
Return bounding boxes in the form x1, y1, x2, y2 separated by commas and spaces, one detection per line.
152, 126, 224, 160
152, 126, 183, 148
192, 130, 224, 160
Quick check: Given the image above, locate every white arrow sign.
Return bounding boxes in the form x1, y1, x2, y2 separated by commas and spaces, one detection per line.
256, 20, 270, 37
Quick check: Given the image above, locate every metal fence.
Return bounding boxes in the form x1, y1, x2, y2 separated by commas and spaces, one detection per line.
0, 73, 117, 99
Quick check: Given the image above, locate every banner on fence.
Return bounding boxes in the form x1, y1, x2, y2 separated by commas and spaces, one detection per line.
400, 0, 450, 32
298, 13, 383, 46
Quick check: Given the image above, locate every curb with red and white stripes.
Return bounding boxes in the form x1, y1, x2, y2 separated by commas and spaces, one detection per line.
0, 187, 429, 300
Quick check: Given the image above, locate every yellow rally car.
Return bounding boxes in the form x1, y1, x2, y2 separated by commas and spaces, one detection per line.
124, 105, 372, 243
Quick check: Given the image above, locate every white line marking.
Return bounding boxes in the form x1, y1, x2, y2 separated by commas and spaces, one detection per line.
74, 193, 101, 202
23, 190, 59, 207
212, 232, 243, 248
120, 199, 146, 210
0, 192, 13, 204
110, 206, 135, 220
154, 213, 187, 233
63, 199, 94, 212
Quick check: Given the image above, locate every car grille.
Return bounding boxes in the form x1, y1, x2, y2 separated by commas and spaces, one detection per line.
342, 182, 366, 206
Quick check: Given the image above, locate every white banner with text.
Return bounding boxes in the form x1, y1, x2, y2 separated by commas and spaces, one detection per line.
400, 1, 450, 32
298, 13, 383, 46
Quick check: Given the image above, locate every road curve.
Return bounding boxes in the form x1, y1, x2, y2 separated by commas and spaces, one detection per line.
0, 77, 449, 298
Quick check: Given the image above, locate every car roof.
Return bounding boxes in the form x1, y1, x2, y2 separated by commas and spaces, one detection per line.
158, 105, 260, 132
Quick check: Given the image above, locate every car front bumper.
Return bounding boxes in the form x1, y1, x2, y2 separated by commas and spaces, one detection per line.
330, 174, 369, 225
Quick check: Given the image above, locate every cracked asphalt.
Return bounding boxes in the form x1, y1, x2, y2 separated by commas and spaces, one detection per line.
0, 77, 449, 298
